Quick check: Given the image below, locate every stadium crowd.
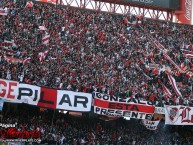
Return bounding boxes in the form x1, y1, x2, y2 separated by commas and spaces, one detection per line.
0, 104, 193, 145
1, 0, 193, 106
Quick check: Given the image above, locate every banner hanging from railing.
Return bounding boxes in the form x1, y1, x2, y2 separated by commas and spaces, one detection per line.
165, 105, 193, 125
0, 79, 92, 112
142, 119, 160, 130
93, 92, 155, 119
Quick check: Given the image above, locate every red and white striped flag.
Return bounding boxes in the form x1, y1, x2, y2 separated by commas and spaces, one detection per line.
167, 73, 182, 97
23, 57, 31, 64
38, 50, 48, 62
158, 79, 172, 98
0, 8, 8, 16
181, 49, 193, 59
164, 53, 184, 73
25, 1, 34, 9
42, 34, 50, 45
39, 26, 47, 31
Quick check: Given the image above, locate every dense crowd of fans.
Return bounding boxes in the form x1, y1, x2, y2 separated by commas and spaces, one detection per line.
0, 104, 192, 145
1, 0, 193, 107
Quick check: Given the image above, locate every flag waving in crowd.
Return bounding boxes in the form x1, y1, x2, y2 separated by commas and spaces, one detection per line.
167, 73, 182, 97
25, 1, 34, 9
42, 33, 50, 45
39, 50, 48, 62
0, 8, 8, 16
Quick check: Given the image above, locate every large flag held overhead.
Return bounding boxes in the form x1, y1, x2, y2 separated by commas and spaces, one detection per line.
167, 74, 182, 97
0, 8, 8, 16
38, 50, 48, 62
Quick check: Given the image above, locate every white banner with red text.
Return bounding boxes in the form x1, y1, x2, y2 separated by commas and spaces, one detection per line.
0, 79, 92, 112
93, 92, 155, 119
165, 105, 193, 125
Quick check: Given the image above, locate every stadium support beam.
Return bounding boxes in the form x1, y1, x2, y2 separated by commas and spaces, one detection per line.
61, 0, 173, 21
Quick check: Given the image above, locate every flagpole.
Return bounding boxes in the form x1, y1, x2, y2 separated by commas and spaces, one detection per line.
51, 109, 56, 127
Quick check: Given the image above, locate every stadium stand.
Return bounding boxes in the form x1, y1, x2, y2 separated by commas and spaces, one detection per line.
1, 0, 193, 107
1, 0, 193, 145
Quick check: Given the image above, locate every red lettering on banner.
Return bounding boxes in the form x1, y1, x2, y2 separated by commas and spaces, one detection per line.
94, 98, 154, 113
191, 115, 193, 123
0, 80, 7, 97
37, 87, 57, 109
7, 82, 17, 99
180, 107, 191, 123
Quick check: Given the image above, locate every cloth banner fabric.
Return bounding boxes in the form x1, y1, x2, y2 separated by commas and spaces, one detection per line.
154, 107, 165, 114
142, 120, 160, 130
93, 92, 155, 119
0, 8, 8, 16
0, 79, 92, 112
165, 105, 193, 125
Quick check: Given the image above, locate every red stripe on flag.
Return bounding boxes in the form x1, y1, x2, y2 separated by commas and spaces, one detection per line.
94, 98, 155, 113
168, 74, 182, 97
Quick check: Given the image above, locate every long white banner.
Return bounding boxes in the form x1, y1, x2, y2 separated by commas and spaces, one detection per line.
0, 79, 92, 112
165, 105, 193, 125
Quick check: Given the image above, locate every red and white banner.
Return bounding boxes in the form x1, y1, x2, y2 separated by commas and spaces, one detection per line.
165, 105, 193, 125
167, 74, 182, 97
42, 34, 50, 45
0, 79, 92, 112
35, 0, 57, 4
23, 57, 31, 64
4, 56, 23, 64
0, 8, 8, 16
0, 40, 17, 49
39, 26, 47, 31
25, 1, 34, 9
38, 50, 48, 62
94, 92, 155, 119
142, 120, 160, 130
35, 0, 62, 5
181, 49, 193, 59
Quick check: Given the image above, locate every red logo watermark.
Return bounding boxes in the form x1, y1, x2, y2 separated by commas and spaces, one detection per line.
0, 128, 41, 143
